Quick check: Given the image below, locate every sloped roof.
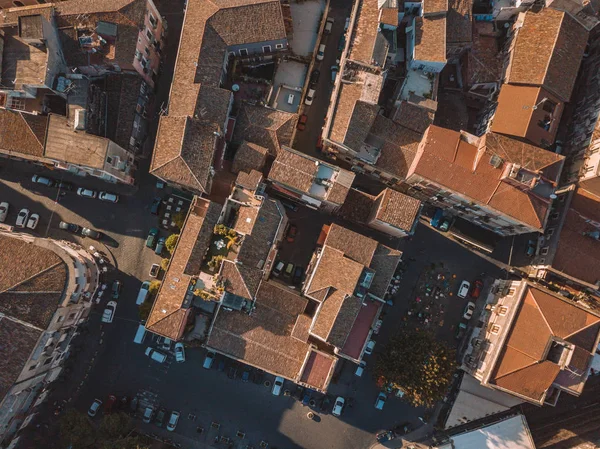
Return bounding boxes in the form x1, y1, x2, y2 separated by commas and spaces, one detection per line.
0, 109, 48, 158
146, 198, 221, 340
506, 8, 588, 102
414, 15, 447, 63
392, 100, 435, 134
374, 188, 422, 232
348, 0, 384, 66
447, 0, 473, 45
232, 141, 268, 174
490, 285, 600, 402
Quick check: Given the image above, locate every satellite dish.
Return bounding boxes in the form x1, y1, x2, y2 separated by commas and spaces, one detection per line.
232, 84, 240, 92
550, 194, 558, 200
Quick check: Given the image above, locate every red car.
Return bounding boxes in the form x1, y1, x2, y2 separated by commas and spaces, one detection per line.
104, 395, 117, 414
297, 114, 308, 131
470, 280, 484, 299
287, 224, 298, 243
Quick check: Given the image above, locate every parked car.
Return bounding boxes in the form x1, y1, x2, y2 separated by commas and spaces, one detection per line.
99, 191, 119, 203
146, 228, 159, 248
143, 406, 154, 423
167, 411, 180, 432
242, 368, 251, 382
16, 209, 29, 228
293, 266, 304, 285
463, 301, 476, 320
76, 187, 97, 199
338, 34, 346, 51
149, 263, 160, 278
203, 351, 215, 369
374, 392, 387, 410
304, 88, 316, 106
155, 408, 166, 427
253, 369, 264, 384
145, 347, 168, 363
430, 208, 444, 228
332, 396, 344, 416
319, 395, 331, 413
526, 239, 536, 257
174, 342, 186, 363
228, 364, 238, 379
455, 319, 468, 340
104, 395, 117, 414
112, 280, 122, 299
218, 359, 226, 372
457, 280, 470, 299
355, 360, 366, 377
309, 69, 320, 86
284, 262, 295, 277
324, 17, 334, 33
344, 17, 350, 31
102, 301, 117, 323
56, 180, 74, 191
272, 261, 284, 277
0, 202, 8, 223
287, 224, 297, 242
136, 281, 151, 305
155, 237, 166, 255
331, 65, 339, 83
88, 399, 102, 417
297, 114, 308, 131
470, 280, 484, 299
439, 218, 451, 232
26, 213, 39, 230
81, 227, 101, 239
364, 339, 376, 355
150, 196, 162, 215
32, 175, 54, 187
316, 43, 326, 61
59, 221, 80, 233
272, 376, 284, 395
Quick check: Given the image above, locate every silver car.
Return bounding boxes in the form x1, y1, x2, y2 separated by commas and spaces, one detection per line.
77, 187, 97, 199
0, 202, 8, 222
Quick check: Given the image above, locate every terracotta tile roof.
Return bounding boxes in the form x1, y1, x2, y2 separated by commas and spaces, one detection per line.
380, 7, 398, 26
392, 100, 435, 134
410, 126, 564, 229
104, 74, 143, 149
374, 188, 421, 232
232, 105, 297, 157
193, 86, 233, 126
325, 223, 378, 266
341, 298, 381, 359
298, 350, 336, 391
207, 281, 312, 380
414, 16, 447, 63
348, 0, 382, 65
292, 314, 312, 342
344, 101, 381, 150
147, 198, 221, 340
0, 109, 48, 158
506, 8, 588, 102
150, 116, 219, 193
232, 141, 268, 174
1, 24, 49, 90
337, 188, 376, 224
370, 115, 421, 180
551, 188, 600, 287
324, 294, 364, 349
305, 247, 364, 303
268, 147, 355, 206
220, 260, 253, 301
446, 0, 472, 44
0, 4, 53, 24
492, 85, 546, 139
369, 244, 402, 298
423, 0, 449, 14
235, 169, 263, 191
490, 285, 600, 402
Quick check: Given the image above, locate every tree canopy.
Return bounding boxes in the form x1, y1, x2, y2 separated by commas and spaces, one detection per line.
165, 234, 179, 254
374, 328, 456, 408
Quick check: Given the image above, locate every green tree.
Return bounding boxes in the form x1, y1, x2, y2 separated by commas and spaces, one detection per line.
148, 280, 161, 296
374, 328, 456, 408
172, 211, 186, 229
60, 409, 95, 449
165, 233, 179, 254
138, 300, 154, 321
160, 257, 170, 271
99, 412, 132, 440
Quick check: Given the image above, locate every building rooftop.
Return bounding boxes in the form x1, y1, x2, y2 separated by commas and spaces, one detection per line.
550, 187, 600, 287
146, 198, 221, 340
232, 105, 297, 157
414, 15, 447, 63
380, 7, 398, 27
232, 141, 268, 175
104, 74, 144, 149
0, 234, 68, 399
337, 188, 376, 224
392, 97, 436, 134
505, 8, 588, 102
0, 24, 49, 90
374, 188, 422, 232
0, 109, 48, 158
446, 0, 472, 45
268, 146, 355, 206
348, 0, 387, 67
150, 116, 220, 193
423, 0, 449, 14
409, 126, 564, 230
235, 169, 263, 191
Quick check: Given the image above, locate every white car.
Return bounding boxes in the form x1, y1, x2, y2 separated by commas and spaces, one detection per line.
15, 208, 29, 228
374, 392, 387, 410
26, 213, 39, 230
272, 376, 284, 395
149, 263, 160, 278
332, 396, 345, 416
88, 399, 102, 417
101, 300, 117, 323
0, 202, 8, 222
463, 301, 476, 320
316, 43, 325, 61
98, 191, 119, 203
324, 17, 334, 33
364, 339, 376, 355
304, 88, 316, 106
174, 342, 186, 363
355, 360, 366, 377
77, 187, 97, 199
457, 280, 471, 299
167, 411, 180, 431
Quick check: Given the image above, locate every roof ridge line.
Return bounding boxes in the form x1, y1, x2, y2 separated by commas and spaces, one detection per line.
527, 288, 557, 336
322, 291, 350, 341
493, 355, 542, 380
0, 261, 63, 295
564, 319, 600, 340
20, 112, 45, 149
180, 153, 207, 192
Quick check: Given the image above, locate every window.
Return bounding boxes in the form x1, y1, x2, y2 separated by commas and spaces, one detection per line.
239, 48, 248, 57
146, 29, 153, 41
13, 1, 25, 6
107, 156, 113, 164
135, 49, 142, 61
275, 43, 284, 49
540, 247, 549, 255
56, 315, 64, 323
542, 100, 557, 114
44, 357, 53, 366
262, 45, 271, 53
37, 0, 47, 3
28, 364, 37, 371
149, 13, 158, 28
142, 56, 149, 68
68, 312, 76, 320
145, 46, 150, 55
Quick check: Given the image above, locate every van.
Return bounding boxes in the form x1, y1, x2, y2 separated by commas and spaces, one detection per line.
133, 324, 146, 344
324, 17, 334, 34
145, 347, 167, 363
136, 281, 151, 305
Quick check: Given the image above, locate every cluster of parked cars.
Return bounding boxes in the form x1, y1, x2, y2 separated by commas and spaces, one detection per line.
0, 202, 40, 229
59, 220, 102, 239
142, 406, 180, 432
455, 279, 484, 339
145, 340, 186, 364
31, 174, 120, 203
101, 280, 123, 323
